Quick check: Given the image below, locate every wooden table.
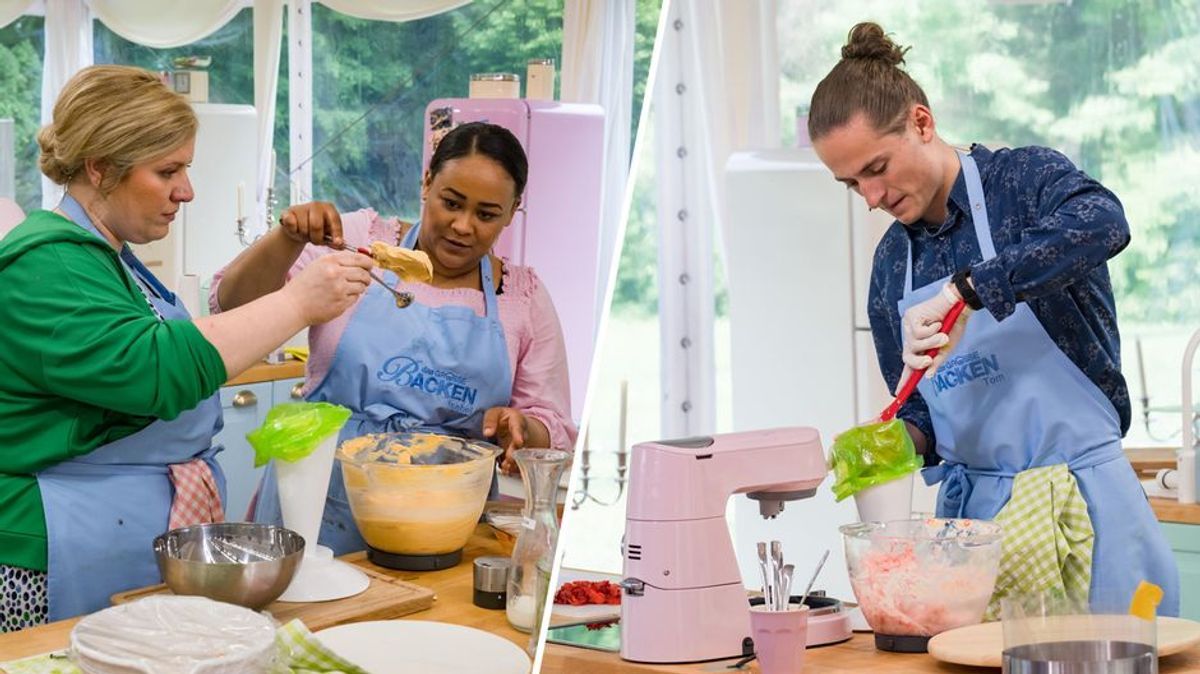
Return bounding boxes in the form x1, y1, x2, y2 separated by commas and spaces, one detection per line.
0, 524, 525, 660
1148, 497, 1200, 525
541, 632, 1200, 673
225, 359, 306, 386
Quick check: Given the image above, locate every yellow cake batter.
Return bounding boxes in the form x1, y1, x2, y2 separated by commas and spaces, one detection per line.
370, 241, 434, 283
337, 433, 496, 554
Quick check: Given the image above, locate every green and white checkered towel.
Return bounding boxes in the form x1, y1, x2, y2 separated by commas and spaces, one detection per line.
986, 463, 1094, 620
275, 619, 370, 674
1, 619, 367, 674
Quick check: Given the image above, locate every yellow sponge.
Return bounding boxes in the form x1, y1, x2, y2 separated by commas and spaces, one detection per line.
1129, 580, 1163, 620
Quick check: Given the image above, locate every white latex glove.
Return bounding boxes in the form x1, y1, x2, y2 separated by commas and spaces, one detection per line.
896, 282, 971, 394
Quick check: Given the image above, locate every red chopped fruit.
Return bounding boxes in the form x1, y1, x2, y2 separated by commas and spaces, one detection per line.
554, 580, 622, 606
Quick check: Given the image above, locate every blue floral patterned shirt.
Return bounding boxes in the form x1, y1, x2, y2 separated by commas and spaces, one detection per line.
868, 144, 1132, 464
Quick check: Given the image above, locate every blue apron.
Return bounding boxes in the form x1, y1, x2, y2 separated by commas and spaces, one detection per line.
909, 152, 1179, 615
252, 223, 513, 555
36, 195, 226, 620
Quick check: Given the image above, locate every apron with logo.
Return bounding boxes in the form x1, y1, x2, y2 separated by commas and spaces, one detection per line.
36, 195, 225, 620
907, 152, 1178, 614
252, 223, 512, 554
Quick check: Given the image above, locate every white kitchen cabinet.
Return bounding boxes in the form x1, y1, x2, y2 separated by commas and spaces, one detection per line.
131, 104, 259, 309
213, 376, 304, 522
272, 377, 307, 407
1161, 522, 1200, 621
213, 381, 270, 522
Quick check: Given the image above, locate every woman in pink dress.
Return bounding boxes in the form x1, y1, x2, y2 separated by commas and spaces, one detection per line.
211, 122, 576, 555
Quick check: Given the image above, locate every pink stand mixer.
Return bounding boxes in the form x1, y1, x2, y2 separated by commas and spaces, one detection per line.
620, 427, 846, 663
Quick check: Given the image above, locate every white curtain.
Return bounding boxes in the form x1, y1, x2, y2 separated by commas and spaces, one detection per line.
318, 0, 469, 22
677, 0, 780, 246
254, 0, 283, 232
561, 0, 635, 331
654, 0, 780, 436
87, 0, 242, 48
40, 0, 92, 209
0, 0, 34, 28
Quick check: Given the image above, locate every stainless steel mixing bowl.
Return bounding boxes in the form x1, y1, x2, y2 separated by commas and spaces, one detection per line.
153, 522, 304, 610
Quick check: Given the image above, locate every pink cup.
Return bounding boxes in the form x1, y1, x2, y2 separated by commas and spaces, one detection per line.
750, 605, 809, 674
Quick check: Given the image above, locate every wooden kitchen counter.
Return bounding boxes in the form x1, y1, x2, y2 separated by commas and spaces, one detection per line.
0, 524, 525, 661
1148, 497, 1200, 525
1124, 449, 1200, 524
542, 632, 1200, 673
1128, 447, 1179, 477
224, 359, 306, 386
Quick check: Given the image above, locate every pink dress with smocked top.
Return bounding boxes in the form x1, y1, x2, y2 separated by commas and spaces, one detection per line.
209, 208, 577, 451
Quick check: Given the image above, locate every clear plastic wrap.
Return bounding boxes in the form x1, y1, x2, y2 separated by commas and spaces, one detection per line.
247, 402, 351, 468
829, 418, 921, 501
69, 595, 278, 674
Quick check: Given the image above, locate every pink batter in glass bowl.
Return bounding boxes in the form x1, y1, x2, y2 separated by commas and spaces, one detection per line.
840, 518, 1003, 653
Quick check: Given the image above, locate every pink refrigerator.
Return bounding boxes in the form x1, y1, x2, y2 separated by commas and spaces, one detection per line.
423, 99, 605, 421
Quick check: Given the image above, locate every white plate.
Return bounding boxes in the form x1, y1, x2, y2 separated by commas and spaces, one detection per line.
314, 620, 531, 674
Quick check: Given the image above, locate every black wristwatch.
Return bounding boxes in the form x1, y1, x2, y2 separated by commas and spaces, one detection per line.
951, 268, 984, 311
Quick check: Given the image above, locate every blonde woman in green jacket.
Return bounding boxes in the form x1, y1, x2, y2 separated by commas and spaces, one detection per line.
0, 65, 374, 629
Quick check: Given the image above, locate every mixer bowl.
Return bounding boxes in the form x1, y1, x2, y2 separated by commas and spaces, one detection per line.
153, 522, 304, 610
840, 518, 1003, 650
337, 432, 500, 556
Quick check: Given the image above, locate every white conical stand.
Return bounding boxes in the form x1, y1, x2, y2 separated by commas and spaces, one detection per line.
276, 432, 370, 602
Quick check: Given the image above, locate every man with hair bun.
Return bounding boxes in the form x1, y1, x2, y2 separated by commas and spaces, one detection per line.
809, 22, 1178, 615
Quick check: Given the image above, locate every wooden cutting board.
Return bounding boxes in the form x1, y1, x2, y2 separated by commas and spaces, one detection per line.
111, 563, 435, 632
928, 616, 1200, 668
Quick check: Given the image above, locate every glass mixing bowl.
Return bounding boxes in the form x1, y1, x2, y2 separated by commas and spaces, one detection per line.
337, 432, 500, 556
840, 518, 1003, 649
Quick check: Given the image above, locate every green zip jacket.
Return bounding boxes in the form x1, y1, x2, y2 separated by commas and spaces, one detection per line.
0, 211, 227, 571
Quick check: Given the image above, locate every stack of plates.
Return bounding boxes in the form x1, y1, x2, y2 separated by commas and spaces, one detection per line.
70, 595, 277, 674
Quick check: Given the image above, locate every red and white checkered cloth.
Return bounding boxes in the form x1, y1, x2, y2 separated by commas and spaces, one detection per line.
167, 459, 225, 530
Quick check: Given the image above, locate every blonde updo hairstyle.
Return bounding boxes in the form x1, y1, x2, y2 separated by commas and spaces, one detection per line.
808, 22, 930, 142
38, 65, 197, 194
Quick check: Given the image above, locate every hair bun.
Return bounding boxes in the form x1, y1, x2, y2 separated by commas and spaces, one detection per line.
37, 125, 73, 185
841, 22, 908, 66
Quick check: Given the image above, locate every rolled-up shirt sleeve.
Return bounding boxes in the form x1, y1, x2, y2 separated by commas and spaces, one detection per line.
510, 272, 578, 452
970, 148, 1131, 321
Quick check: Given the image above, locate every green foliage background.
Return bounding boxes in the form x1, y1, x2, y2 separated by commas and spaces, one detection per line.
611, 0, 1200, 326
0, 16, 43, 211
3, 0, 1194, 325
2, 0, 660, 222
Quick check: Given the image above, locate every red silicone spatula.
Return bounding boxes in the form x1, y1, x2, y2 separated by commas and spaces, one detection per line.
879, 299, 967, 422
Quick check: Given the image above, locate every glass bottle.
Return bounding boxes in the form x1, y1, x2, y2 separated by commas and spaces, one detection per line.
506, 448, 569, 633
527, 557, 554, 657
